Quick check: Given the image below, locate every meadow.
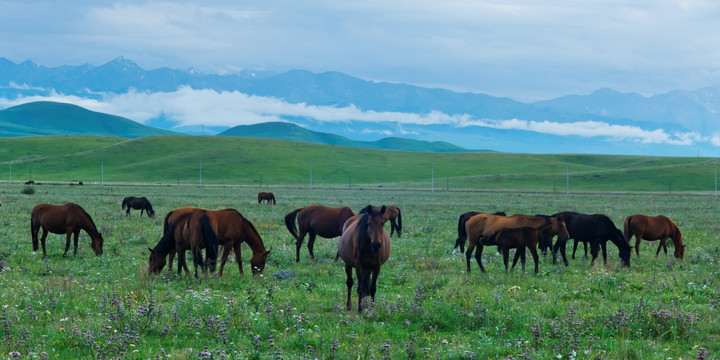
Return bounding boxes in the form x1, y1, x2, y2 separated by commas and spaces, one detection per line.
0, 183, 718, 359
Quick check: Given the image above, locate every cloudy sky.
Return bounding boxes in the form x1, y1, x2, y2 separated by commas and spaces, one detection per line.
2, 0, 719, 101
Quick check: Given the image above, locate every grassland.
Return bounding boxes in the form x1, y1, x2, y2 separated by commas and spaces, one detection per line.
0, 183, 718, 359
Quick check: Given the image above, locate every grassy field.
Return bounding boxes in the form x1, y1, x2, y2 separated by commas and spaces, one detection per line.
1, 135, 719, 193
0, 183, 718, 359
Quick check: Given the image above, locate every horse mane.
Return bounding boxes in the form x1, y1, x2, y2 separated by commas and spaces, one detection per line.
357, 211, 371, 251
75, 204, 101, 236
155, 211, 193, 255
199, 213, 219, 265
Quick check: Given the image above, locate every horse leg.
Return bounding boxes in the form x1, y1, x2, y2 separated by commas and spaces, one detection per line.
126, 207, 130, 216
519, 248, 527, 272
656, 239, 667, 257
529, 245, 539, 274
295, 230, 307, 263
218, 244, 233, 277
633, 232, 642, 260
73, 230, 80, 255
503, 248, 510, 273
571, 239, 579, 260
234, 244, 244, 275
600, 239, 608, 266
465, 238, 479, 273
355, 267, 368, 312
177, 251, 186, 276
63, 232, 72, 257
40, 229, 49, 257
589, 240, 600, 266
474, 245, 486, 273
344, 264, 354, 310
370, 267, 380, 302
307, 232, 317, 260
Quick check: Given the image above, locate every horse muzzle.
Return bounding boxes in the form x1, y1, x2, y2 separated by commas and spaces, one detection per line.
371, 242, 382, 253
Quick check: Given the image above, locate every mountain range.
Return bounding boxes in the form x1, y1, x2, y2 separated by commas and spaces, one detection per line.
1, 56, 719, 155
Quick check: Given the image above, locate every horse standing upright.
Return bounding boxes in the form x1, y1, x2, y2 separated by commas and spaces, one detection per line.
30, 203, 104, 257
359, 205, 403, 238
623, 214, 685, 259
121, 196, 155, 218
337, 205, 391, 312
258, 192, 276, 205
148, 211, 218, 277
285, 205, 355, 262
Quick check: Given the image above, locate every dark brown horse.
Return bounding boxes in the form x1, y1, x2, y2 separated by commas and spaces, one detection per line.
149, 211, 219, 277
453, 211, 507, 253
30, 203, 104, 257
623, 214, 685, 259
359, 205, 403, 238
258, 192, 276, 205
337, 205, 391, 312
285, 205, 355, 262
163, 206, 271, 275
464, 213, 569, 273
122, 196, 155, 218
484, 226, 547, 274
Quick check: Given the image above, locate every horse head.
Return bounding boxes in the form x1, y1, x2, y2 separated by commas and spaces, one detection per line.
552, 215, 570, 242
147, 248, 166, 274
358, 205, 386, 253
251, 250, 272, 275
613, 229, 632, 267
90, 233, 104, 256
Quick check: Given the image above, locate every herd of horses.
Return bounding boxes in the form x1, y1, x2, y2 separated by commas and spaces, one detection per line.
24, 190, 685, 312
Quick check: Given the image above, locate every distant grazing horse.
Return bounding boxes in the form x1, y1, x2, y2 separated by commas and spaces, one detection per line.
453, 211, 507, 253
484, 226, 548, 274
551, 212, 631, 267
122, 196, 155, 218
258, 192, 276, 205
464, 213, 569, 273
163, 206, 271, 275
359, 205, 403, 238
285, 205, 355, 262
30, 203, 104, 257
337, 205, 391, 312
149, 211, 218, 277
623, 214, 685, 259
25, 180, 34, 185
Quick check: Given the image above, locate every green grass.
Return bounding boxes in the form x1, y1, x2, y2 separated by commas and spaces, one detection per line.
0, 135, 718, 193
0, 184, 718, 359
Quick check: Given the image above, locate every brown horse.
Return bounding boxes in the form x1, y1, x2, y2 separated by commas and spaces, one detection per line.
30, 203, 104, 257
285, 205, 356, 262
149, 211, 219, 277
623, 214, 685, 259
122, 196, 155, 218
258, 192, 276, 205
485, 226, 547, 274
337, 205, 391, 312
163, 207, 271, 275
359, 205, 402, 238
464, 213, 569, 273
453, 211, 507, 253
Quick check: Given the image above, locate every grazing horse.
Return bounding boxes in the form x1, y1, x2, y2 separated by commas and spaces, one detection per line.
258, 192, 276, 205
551, 212, 631, 267
163, 207, 271, 275
121, 196, 155, 218
464, 213, 569, 273
30, 203, 104, 257
337, 205, 391, 312
285, 205, 356, 262
623, 214, 685, 259
359, 205, 403, 238
484, 226, 548, 274
149, 211, 218, 277
453, 211, 507, 253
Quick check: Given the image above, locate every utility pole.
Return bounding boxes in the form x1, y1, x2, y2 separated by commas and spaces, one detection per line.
101, 161, 104, 186
565, 166, 569, 195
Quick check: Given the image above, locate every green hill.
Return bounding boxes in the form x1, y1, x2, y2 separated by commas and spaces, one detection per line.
219, 122, 468, 152
0, 135, 715, 193
0, 101, 177, 137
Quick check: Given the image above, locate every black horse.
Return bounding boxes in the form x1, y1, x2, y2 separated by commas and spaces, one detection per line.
551, 211, 631, 267
453, 211, 506, 253
121, 196, 155, 218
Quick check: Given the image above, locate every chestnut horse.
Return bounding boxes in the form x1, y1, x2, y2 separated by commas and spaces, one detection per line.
285, 205, 355, 262
359, 205, 403, 238
453, 211, 507, 253
258, 192, 276, 205
149, 211, 218, 277
163, 207, 271, 275
484, 226, 548, 274
464, 213, 569, 273
623, 214, 685, 259
337, 205, 391, 312
121, 196, 155, 218
30, 203, 104, 257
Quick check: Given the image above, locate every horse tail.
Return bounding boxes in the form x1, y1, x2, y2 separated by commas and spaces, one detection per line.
284, 208, 302, 240
258, 193, 262, 204
163, 210, 175, 235
121, 197, 127, 210
622, 216, 633, 243
30, 214, 39, 251
453, 213, 469, 250
395, 207, 402, 237
199, 213, 218, 272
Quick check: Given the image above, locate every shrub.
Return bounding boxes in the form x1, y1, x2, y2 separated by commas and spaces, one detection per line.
21, 185, 35, 195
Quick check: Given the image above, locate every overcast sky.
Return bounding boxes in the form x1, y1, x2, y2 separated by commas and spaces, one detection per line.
2, 0, 719, 101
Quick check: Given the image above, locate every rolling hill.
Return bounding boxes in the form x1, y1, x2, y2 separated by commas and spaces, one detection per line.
219, 122, 469, 152
0, 101, 177, 138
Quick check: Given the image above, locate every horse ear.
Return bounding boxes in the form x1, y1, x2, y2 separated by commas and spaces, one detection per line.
380, 205, 386, 215
148, 247, 154, 253
263, 250, 271, 258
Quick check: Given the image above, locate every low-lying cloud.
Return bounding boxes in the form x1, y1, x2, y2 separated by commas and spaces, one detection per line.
0, 86, 711, 147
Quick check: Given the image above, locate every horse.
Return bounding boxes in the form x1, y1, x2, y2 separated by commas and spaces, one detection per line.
30, 203, 104, 257
484, 226, 548, 274
623, 214, 685, 259
453, 211, 507, 253
24, 180, 34, 185
464, 213, 569, 273
337, 205, 391, 312
359, 205, 403, 238
285, 205, 356, 262
121, 196, 155, 218
148, 211, 218, 277
551, 212, 631, 267
258, 192, 276, 205
163, 206, 271, 275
